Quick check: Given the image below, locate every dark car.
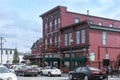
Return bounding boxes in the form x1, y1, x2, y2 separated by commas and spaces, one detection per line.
15, 65, 39, 76
68, 66, 107, 80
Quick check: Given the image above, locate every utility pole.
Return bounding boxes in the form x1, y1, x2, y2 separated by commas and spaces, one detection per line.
0, 37, 3, 64
0, 37, 6, 64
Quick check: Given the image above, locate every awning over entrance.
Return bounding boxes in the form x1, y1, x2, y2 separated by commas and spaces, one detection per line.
43, 58, 60, 61
61, 56, 86, 62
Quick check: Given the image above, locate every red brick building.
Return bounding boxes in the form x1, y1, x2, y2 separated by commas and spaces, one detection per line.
24, 38, 44, 65
40, 6, 120, 72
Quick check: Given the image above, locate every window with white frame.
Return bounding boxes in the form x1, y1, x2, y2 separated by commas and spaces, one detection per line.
109, 23, 113, 27
64, 34, 68, 46
54, 36, 57, 46
81, 30, 85, 43
50, 22, 52, 32
75, 18, 80, 23
45, 39, 47, 49
45, 23, 47, 33
99, 22, 103, 26
58, 35, 60, 47
50, 38, 52, 45
103, 32, 107, 45
89, 20, 94, 24
68, 33, 72, 45
76, 31, 80, 44
54, 19, 57, 30
58, 17, 60, 29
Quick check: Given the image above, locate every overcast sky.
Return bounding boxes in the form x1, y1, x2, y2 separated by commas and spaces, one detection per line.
0, 0, 120, 53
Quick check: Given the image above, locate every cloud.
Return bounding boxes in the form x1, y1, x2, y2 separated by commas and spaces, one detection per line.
0, 7, 41, 52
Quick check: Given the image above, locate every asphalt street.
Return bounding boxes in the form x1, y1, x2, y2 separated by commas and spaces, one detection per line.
17, 75, 120, 80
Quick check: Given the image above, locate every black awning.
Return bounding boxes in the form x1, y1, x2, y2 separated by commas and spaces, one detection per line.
43, 58, 60, 61
61, 56, 86, 62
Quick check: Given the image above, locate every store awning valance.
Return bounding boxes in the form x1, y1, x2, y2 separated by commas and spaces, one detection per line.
61, 56, 86, 62
43, 58, 60, 61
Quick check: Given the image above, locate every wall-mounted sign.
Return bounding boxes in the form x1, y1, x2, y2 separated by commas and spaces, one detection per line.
105, 53, 109, 59
89, 52, 95, 61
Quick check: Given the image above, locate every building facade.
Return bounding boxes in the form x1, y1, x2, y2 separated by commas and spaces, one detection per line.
40, 6, 120, 72
24, 38, 44, 65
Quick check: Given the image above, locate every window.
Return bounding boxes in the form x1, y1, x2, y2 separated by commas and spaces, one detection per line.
50, 22, 52, 32
54, 19, 57, 30
45, 23, 47, 33
99, 22, 103, 26
64, 34, 68, 46
76, 31, 80, 44
68, 33, 72, 45
50, 38, 52, 45
54, 36, 57, 46
109, 23, 113, 27
75, 18, 80, 23
81, 30, 85, 43
45, 39, 47, 49
58, 36, 60, 47
103, 32, 107, 45
58, 17, 60, 29
89, 20, 94, 24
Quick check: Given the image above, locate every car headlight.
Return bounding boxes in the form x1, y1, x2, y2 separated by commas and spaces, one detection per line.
7, 77, 13, 80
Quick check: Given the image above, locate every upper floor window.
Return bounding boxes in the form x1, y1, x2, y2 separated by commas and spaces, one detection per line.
50, 38, 52, 45
81, 30, 85, 43
103, 32, 107, 45
58, 35, 60, 47
89, 20, 94, 24
109, 23, 113, 27
99, 22, 103, 26
58, 17, 60, 29
75, 18, 80, 23
64, 34, 68, 46
54, 19, 57, 30
54, 36, 57, 46
68, 33, 72, 45
50, 22, 52, 32
45, 39, 47, 49
76, 31, 80, 44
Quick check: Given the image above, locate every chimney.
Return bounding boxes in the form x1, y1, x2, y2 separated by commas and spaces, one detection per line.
87, 10, 89, 15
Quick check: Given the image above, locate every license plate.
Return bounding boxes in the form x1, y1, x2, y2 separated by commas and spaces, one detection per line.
100, 76, 103, 79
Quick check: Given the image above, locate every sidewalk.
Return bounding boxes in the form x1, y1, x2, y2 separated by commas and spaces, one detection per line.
108, 75, 120, 80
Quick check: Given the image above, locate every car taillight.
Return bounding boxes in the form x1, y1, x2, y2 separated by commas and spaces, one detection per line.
101, 71, 106, 74
92, 71, 100, 74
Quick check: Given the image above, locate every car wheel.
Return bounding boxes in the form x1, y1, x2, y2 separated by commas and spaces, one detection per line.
22, 72, 25, 76
69, 74, 73, 80
40, 71, 43, 76
48, 72, 51, 77
83, 75, 88, 80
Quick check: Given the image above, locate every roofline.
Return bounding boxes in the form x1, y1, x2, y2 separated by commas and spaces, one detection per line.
68, 11, 120, 22
40, 5, 67, 17
60, 20, 89, 31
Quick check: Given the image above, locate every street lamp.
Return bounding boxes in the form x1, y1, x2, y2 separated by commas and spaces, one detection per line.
70, 39, 73, 70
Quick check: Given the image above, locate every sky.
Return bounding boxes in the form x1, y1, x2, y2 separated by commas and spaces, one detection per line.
0, 0, 120, 53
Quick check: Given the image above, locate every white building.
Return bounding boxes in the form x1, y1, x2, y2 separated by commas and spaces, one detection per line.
0, 49, 25, 64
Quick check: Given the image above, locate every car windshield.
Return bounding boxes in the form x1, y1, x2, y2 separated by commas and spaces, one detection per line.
89, 67, 101, 71
0, 67, 10, 73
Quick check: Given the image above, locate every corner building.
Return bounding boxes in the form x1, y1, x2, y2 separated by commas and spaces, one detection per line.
40, 6, 120, 72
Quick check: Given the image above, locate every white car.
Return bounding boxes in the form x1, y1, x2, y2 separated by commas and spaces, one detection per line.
40, 66, 62, 77
0, 65, 17, 80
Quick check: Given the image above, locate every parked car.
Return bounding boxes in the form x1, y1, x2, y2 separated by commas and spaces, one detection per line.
31, 65, 43, 74
0, 65, 17, 80
68, 66, 107, 80
40, 66, 62, 77
15, 65, 39, 76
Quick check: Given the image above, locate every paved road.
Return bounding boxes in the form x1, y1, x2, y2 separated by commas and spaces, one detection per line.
17, 76, 68, 80
17, 76, 120, 80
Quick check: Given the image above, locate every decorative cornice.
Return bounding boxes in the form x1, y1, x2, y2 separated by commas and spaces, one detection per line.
90, 25, 120, 33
